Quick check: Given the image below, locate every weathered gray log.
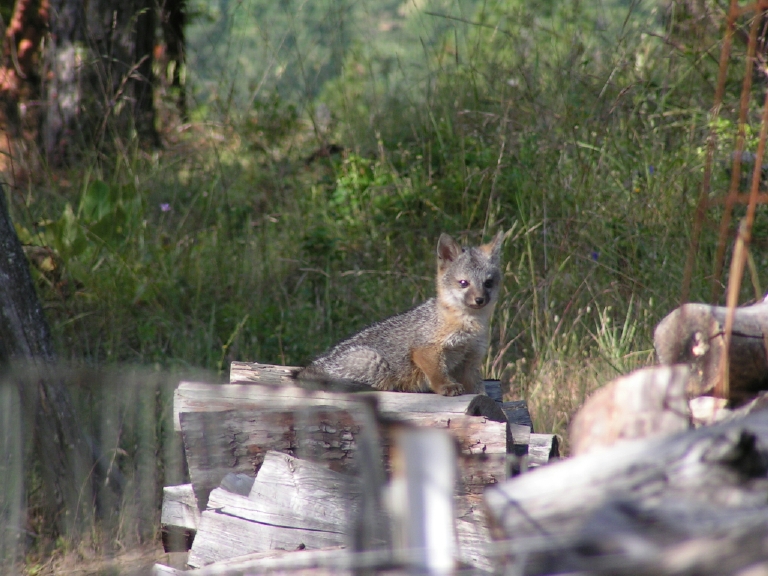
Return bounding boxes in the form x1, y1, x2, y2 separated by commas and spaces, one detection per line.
160, 484, 200, 552
179, 404, 363, 508
379, 411, 509, 493
655, 301, 768, 405
528, 434, 559, 466
173, 381, 364, 431
689, 396, 730, 427
507, 426, 558, 468
568, 365, 692, 456
219, 473, 254, 497
188, 452, 360, 568
230, 361, 301, 384
188, 507, 346, 568
155, 547, 368, 576
247, 451, 360, 531
174, 381, 506, 432
230, 361, 504, 403
180, 403, 510, 507
386, 412, 508, 455
485, 408, 768, 575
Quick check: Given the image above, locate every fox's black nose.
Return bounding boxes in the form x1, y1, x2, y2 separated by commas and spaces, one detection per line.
475, 297, 485, 306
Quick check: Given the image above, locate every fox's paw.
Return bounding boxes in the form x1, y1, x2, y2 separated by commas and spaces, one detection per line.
437, 382, 465, 396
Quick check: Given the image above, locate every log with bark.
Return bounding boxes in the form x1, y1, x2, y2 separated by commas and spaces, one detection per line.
654, 301, 768, 405
485, 407, 768, 575
568, 365, 692, 456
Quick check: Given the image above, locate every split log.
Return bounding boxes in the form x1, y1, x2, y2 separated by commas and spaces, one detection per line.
160, 484, 200, 552
179, 405, 364, 508
384, 413, 508, 494
528, 434, 559, 466
156, 546, 385, 576
188, 452, 360, 568
180, 402, 510, 507
484, 408, 768, 575
230, 361, 300, 384
654, 301, 768, 404
188, 506, 346, 568
689, 396, 730, 427
230, 361, 505, 403
176, 382, 546, 506
173, 381, 370, 432
507, 425, 559, 468
568, 365, 692, 456
174, 381, 507, 432
219, 473, 254, 497
385, 412, 508, 455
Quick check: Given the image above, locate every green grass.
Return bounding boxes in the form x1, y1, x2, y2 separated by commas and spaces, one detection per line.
6, 0, 767, 476
8, 0, 768, 567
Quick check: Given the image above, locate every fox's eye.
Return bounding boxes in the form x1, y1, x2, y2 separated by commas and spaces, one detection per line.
458, 279, 470, 288
483, 279, 494, 289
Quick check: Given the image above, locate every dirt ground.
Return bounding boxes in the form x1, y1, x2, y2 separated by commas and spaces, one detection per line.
21, 544, 188, 575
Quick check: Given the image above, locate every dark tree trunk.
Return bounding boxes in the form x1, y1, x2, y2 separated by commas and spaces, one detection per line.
0, 186, 54, 362
0, 185, 101, 538
134, 0, 159, 144
44, 0, 160, 163
161, 0, 187, 121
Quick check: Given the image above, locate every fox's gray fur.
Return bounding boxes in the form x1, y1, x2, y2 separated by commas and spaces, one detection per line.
298, 231, 505, 396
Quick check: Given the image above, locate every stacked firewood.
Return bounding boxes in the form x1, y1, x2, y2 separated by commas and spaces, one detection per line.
154, 302, 768, 575
483, 301, 768, 575
153, 362, 558, 574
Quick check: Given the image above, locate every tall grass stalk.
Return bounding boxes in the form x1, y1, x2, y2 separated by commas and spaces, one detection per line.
4, 0, 762, 497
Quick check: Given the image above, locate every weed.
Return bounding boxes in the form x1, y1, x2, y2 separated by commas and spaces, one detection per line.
4, 0, 766, 559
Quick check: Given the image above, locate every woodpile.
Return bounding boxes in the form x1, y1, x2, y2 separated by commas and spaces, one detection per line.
485, 399, 768, 575
154, 362, 558, 574
506, 300, 768, 575
153, 301, 768, 575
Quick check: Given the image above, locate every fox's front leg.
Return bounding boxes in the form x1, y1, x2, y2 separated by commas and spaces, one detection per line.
456, 349, 485, 394
412, 346, 465, 396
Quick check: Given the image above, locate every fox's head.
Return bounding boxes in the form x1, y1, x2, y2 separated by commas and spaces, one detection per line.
436, 230, 505, 314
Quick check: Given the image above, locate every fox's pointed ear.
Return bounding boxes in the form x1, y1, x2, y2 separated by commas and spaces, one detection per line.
437, 233, 462, 263
480, 229, 506, 261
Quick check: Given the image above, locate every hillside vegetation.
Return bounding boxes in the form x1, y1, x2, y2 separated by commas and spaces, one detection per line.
7, 0, 763, 440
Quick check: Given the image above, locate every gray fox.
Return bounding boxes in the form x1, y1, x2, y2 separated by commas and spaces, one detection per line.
298, 231, 505, 396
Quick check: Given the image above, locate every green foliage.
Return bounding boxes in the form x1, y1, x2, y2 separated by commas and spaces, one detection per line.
9, 0, 768, 438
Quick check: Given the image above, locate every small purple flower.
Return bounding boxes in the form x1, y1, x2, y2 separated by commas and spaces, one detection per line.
160, 203, 171, 212
591, 251, 599, 262
648, 165, 655, 175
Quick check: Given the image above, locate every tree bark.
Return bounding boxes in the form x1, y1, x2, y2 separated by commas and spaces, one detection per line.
160, 0, 186, 121
654, 302, 768, 405
0, 185, 109, 539
44, 0, 160, 163
0, 183, 54, 362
